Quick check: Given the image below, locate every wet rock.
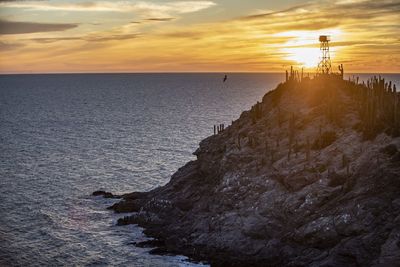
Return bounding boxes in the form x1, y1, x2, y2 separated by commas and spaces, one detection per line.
92, 190, 117, 198
134, 239, 165, 248
108, 199, 145, 213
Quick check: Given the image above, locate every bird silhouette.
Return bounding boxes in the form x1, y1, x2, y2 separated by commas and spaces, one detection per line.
223, 75, 228, 83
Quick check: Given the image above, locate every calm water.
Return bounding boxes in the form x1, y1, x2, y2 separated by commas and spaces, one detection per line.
0, 73, 285, 266
1, 73, 398, 266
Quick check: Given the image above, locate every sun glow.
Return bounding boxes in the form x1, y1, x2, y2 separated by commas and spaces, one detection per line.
275, 29, 342, 69
282, 47, 320, 68
1, 0, 399, 73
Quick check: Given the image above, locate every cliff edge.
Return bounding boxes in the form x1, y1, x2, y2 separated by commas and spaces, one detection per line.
107, 73, 400, 267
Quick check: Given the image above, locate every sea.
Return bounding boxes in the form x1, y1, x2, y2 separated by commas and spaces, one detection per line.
0, 73, 399, 267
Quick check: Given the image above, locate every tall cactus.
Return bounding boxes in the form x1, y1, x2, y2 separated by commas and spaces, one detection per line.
338, 64, 344, 79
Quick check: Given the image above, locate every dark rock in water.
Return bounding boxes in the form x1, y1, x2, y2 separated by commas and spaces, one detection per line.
134, 239, 165, 248
107, 199, 144, 212
92, 190, 118, 198
108, 75, 400, 266
148, 247, 175, 256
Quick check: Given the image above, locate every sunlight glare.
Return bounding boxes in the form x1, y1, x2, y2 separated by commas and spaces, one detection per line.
275, 29, 343, 69
282, 47, 320, 68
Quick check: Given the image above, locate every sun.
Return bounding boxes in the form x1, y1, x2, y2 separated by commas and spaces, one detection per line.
275, 29, 342, 69
283, 47, 321, 68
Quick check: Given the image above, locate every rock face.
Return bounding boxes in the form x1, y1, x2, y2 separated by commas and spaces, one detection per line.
108, 75, 400, 266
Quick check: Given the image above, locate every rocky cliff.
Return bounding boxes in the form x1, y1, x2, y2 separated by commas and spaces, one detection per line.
105, 73, 400, 267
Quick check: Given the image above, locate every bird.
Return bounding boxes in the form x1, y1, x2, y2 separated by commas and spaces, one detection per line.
223, 75, 228, 83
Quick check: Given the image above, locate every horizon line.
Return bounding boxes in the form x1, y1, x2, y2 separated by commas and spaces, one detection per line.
1, 71, 400, 75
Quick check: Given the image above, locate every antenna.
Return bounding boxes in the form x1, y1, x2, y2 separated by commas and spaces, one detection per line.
317, 35, 331, 74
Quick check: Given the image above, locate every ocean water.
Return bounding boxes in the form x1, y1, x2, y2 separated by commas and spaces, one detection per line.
0, 73, 285, 267
1, 73, 399, 266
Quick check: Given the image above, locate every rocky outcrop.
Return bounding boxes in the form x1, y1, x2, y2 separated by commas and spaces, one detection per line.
92, 190, 119, 198
104, 75, 400, 266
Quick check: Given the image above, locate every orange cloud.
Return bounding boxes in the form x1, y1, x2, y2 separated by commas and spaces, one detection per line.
0, 0, 399, 73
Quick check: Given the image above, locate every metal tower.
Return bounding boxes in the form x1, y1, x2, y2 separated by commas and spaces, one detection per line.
317, 35, 331, 74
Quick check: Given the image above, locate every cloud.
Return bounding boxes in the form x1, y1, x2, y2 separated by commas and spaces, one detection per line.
0, 40, 25, 50
240, 4, 311, 20
133, 1, 216, 16
0, 0, 399, 73
86, 33, 140, 42
0, 19, 78, 34
335, 0, 369, 4
0, 0, 40, 2
0, 1, 217, 16
145, 17, 175, 22
162, 30, 205, 39
29, 33, 140, 43
29, 37, 82, 43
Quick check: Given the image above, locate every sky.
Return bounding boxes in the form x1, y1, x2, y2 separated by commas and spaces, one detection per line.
0, 0, 399, 73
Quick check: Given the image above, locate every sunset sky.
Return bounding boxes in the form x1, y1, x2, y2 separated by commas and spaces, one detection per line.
0, 0, 399, 73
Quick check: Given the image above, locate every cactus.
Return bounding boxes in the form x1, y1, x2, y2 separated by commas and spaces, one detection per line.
352, 74, 398, 139
342, 154, 348, 168
288, 112, 295, 146
394, 94, 398, 134
250, 102, 262, 123
338, 64, 344, 79
290, 66, 293, 80
278, 107, 283, 127
270, 149, 275, 164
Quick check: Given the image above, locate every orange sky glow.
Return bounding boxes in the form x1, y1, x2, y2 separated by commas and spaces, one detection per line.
0, 0, 399, 73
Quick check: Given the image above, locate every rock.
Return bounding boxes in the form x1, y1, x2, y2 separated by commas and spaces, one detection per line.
391, 152, 400, 163
92, 190, 117, 198
108, 199, 145, 213
106, 75, 400, 266
376, 228, 400, 267
283, 172, 318, 191
241, 215, 270, 239
380, 144, 398, 156
328, 171, 347, 187
134, 239, 164, 248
